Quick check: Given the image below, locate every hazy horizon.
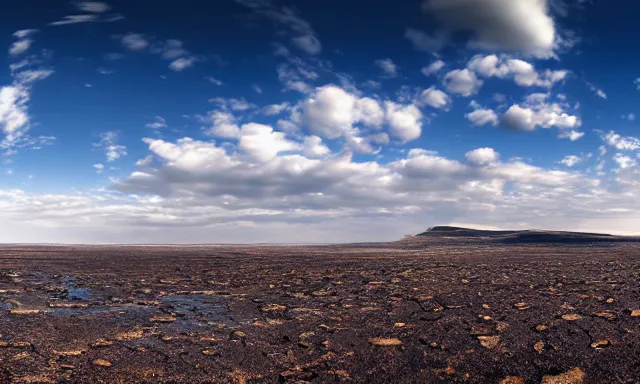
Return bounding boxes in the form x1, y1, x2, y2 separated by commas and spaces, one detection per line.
2, 0, 640, 243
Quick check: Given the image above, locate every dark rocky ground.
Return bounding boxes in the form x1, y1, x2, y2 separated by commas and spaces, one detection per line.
1, 231, 640, 383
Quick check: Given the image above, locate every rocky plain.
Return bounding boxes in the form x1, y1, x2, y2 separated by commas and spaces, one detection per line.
1, 227, 640, 383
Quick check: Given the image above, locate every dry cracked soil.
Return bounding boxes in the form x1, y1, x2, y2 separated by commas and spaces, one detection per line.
1, 233, 640, 383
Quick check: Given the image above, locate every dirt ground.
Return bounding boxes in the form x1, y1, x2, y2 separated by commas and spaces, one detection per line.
1, 236, 640, 383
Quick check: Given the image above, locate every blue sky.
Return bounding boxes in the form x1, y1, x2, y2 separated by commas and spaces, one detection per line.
1, 0, 640, 243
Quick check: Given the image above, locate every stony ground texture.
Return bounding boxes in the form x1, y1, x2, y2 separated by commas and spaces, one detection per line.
1, 237, 640, 383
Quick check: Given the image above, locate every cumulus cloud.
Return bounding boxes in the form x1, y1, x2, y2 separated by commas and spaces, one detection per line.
202, 110, 241, 139
384, 102, 423, 142
559, 155, 581, 167
303, 135, 330, 157
300, 85, 381, 139
442, 69, 483, 96
169, 57, 197, 71
121, 33, 149, 51
375, 59, 398, 78
263, 102, 291, 116
500, 93, 581, 132
558, 130, 585, 141
418, 87, 451, 110
466, 108, 498, 126
467, 54, 569, 88
613, 153, 637, 170
466, 147, 499, 166
420, 0, 557, 57
238, 123, 301, 162
600, 131, 640, 151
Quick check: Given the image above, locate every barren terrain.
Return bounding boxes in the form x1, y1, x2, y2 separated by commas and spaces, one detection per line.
1, 228, 640, 383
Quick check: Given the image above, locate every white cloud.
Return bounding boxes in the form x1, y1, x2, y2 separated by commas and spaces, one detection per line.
586, 81, 607, 99
93, 163, 105, 174
202, 110, 240, 139
375, 58, 398, 78
613, 153, 637, 169
624, 113, 635, 122
121, 33, 149, 51
13, 29, 38, 39
9, 40, 32, 56
169, 57, 196, 71
600, 131, 640, 151
467, 54, 569, 88
1, 38, 53, 152
206, 76, 223, 86
0, 86, 30, 145
558, 130, 585, 141
421, 60, 445, 76
291, 35, 322, 55
94, 131, 126, 162
76, 2, 111, 13
146, 116, 167, 130
501, 105, 536, 131
420, 0, 556, 57
49, 15, 99, 26
559, 155, 581, 167
160, 39, 188, 59
238, 123, 301, 162
277, 64, 312, 93
500, 93, 581, 132
419, 87, 451, 110
466, 147, 499, 166
298, 85, 420, 145
466, 108, 498, 126
301, 85, 358, 139
263, 102, 291, 116
442, 69, 483, 96
384, 102, 423, 142
303, 135, 330, 157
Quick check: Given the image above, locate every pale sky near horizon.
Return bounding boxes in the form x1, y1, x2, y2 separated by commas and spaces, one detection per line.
1, 0, 640, 244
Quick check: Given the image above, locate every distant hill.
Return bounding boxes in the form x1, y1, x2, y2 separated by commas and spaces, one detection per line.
415, 226, 639, 244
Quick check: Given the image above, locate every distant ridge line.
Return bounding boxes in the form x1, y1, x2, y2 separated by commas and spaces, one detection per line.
415, 226, 639, 244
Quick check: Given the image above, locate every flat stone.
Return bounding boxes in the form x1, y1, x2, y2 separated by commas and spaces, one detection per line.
477, 336, 500, 349
149, 316, 177, 323
115, 329, 144, 340
92, 359, 112, 367
48, 302, 89, 309
369, 338, 403, 346
590, 340, 610, 349
91, 339, 114, 348
202, 349, 220, 356
562, 314, 583, 321
262, 304, 287, 312
631, 309, 640, 317
9, 309, 42, 315
541, 368, 585, 384
499, 377, 527, 384
54, 349, 87, 356
534, 341, 545, 353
